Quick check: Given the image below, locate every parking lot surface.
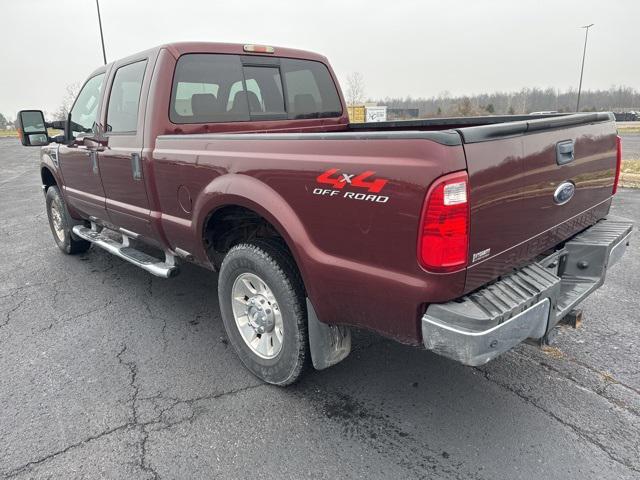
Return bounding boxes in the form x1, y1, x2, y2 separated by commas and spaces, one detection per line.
622, 133, 640, 159
1, 138, 639, 479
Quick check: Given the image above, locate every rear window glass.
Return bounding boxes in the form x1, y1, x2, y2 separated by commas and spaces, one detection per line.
170, 54, 342, 124
242, 66, 286, 116
174, 82, 219, 116
170, 54, 248, 123
281, 58, 342, 119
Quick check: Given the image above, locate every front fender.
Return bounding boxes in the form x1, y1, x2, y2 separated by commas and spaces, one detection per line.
40, 146, 83, 219
40, 147, 63, 187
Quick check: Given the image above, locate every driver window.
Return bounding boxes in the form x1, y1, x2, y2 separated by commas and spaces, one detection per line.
69, 73, 105, 137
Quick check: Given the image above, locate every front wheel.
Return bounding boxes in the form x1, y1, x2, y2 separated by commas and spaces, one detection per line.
45, 186, 91, 254
218, 241, 308, 386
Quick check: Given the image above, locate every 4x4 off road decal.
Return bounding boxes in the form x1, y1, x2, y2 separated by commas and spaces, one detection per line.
313, 168, 389, 203
317, 168, 388, 193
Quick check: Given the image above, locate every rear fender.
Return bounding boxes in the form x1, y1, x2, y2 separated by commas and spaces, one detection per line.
192, 173, 319, 301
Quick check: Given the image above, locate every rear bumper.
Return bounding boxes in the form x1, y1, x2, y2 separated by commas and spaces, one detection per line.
421, 216, 633, 366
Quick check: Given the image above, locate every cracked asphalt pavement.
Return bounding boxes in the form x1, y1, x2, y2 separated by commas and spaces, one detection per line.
1, 138, 639, 479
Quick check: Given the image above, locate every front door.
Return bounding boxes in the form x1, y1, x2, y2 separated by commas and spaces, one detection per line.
98, 59, 153, 238
58, 72, 109, 221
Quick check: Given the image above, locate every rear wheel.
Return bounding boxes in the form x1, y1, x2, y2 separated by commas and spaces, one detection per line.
218, 241, 308, 386
45, 186, 91, 254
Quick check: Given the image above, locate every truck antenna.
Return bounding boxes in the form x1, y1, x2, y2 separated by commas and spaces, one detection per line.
96, 0, 107, 65
576, 23, 594, 112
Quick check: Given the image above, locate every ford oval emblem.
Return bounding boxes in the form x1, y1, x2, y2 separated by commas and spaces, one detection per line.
553, 181, 576, 205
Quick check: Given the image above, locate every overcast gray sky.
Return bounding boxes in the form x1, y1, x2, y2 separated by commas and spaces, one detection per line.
1, 0, 639, 118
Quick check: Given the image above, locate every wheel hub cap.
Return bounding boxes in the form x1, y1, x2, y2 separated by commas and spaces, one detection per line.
246, 295, 275, 334
231, 272, 284, 359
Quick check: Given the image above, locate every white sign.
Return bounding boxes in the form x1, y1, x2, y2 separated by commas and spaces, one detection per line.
365, 106, 387, 123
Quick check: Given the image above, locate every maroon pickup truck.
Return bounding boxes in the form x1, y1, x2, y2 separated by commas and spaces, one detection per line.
18, 42, 632, 385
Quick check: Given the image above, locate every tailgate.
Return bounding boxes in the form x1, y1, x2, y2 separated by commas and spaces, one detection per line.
459, 113, 618, 292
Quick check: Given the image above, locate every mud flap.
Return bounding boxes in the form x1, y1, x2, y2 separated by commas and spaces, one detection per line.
307, 298, 351, 370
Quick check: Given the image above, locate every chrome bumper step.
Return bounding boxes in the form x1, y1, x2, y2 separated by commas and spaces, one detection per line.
72, 225, 179, 278
422, 216, 633, 366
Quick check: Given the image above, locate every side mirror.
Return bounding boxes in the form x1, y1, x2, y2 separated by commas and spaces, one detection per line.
17, 110, 49, 146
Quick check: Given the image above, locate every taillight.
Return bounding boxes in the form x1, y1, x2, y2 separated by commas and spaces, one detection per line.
418, 171, 469, 272
613, 135, 622, 195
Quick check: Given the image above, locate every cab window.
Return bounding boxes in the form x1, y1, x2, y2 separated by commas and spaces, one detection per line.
170, 54, 248, 123
281, 59, 342, 119
242, 66, 286, 117
106, 60, 147, 133
69, 73, 105, 136
175, 82, 219, 116
170, 54, 342, 124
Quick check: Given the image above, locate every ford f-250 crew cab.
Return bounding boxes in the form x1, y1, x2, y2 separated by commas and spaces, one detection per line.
18, 42, 632, 385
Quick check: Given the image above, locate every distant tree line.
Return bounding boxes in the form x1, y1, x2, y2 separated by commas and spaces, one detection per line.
373, 85, 640, 117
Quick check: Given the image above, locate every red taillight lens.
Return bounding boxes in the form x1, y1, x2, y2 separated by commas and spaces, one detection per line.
418, 171, 469, 272
613, 135, 622, 195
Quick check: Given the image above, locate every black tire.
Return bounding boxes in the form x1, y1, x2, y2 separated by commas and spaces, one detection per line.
218, 240, 308, 386
45, 186, 91, 255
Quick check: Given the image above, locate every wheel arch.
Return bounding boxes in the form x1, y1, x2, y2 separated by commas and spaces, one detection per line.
194, 174, 319, 302
40, 165, 58, 191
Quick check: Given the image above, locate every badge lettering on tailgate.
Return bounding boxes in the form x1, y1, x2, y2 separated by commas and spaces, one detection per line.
472, 248, 491, 263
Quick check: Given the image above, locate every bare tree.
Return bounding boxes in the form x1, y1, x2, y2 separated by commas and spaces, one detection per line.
345, 72, 366, 107
55, 82, 81, 121
452, 97, 484, 116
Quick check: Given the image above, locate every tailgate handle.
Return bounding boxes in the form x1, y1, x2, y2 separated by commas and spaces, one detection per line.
556, 140, 575, 165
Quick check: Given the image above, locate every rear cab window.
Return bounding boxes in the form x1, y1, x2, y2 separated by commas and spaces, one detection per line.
106, 60, 147, 133
170, 53, 342, 124
281, 58, 342, 119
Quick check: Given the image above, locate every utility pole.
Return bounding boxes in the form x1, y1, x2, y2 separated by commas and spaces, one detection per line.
96, 0, 107, 65
576, 23, 594, 112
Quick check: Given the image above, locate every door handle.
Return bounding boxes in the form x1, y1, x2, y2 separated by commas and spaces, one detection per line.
86, 150, 99, 174
556, 140, 575, 165
131, 153, 142, 181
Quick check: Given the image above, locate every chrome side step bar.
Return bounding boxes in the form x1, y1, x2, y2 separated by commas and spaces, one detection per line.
72, 225, 179, 278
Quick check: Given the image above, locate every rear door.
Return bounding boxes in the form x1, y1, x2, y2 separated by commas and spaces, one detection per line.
58, 72, 109, 220
461, 116, 618, 291
98, 58, 153, 238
